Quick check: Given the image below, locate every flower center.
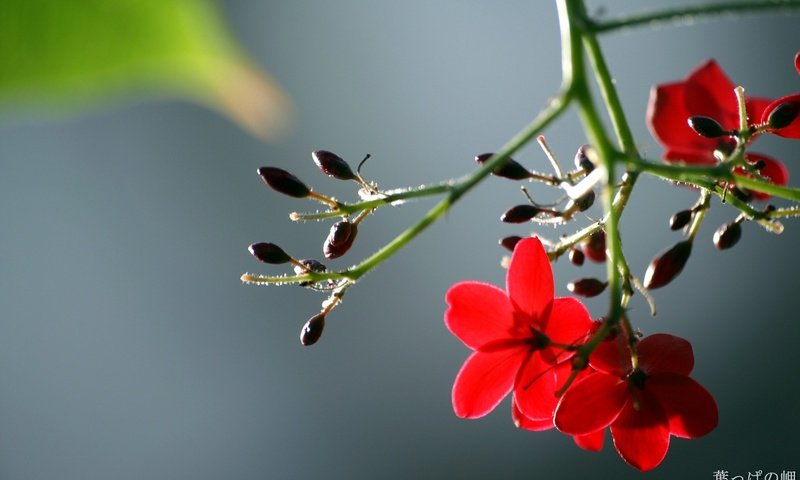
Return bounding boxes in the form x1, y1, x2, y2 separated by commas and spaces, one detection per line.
626, 368, 648, 390
527, 329, 551, 350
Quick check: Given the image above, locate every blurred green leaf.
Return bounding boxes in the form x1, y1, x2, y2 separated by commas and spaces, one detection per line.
0, 0, 290, 138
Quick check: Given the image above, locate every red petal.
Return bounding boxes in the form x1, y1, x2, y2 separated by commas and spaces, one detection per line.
573, 429, 605, 452
610, 390, 671, 472
445, 281, 518, 350
638, 333, 694, 376
648, 373, 718, 438
506, 237, 554, 326
684, 60, 739, 129
452, 348, 528, 419
589, 334, 630, 377
762, 94, 800, 138
733, 152, 789, 201
554, 372, 628, 435
746, 96, 774, 124
543, 297, 593, 348
647, 83, 717, 152
795, 51, 800, 76
514, 351, 558, 420
663, 148, 718, 166
512, 398, 554, 431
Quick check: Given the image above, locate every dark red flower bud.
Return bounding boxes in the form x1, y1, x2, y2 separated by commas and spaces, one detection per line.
567, 278, 607, 297
501, 205, 541, 223
574, 145, 594, 172
583, 231, 606, 263
300, 313, 326, 346
730, 187, 753, 202
669, 210, 693, 231
475, 153, 531, 180
643, 240, 693, 289
257, 167, 311, 198
312, 150, 357, 180
323, 221, 358, 259
688, 116, 728, 138
767, 101, 800, 130
568, 247, 585, 266
294, 259, 327, 287
248, 242, 292, 264
500, 235, 523, 252
713, 221, 742, 250
566, 190, 595, 212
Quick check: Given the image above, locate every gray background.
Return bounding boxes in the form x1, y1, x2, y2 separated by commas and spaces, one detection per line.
1, 1, 798, 479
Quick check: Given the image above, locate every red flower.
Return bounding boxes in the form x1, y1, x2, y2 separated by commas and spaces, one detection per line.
760, 52, 800, 139
445, 237, 593, 422
647, 60, 788, 199
554, 333, 718, 471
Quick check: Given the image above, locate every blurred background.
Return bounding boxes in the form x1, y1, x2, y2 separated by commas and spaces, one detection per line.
0, 1, 798, 479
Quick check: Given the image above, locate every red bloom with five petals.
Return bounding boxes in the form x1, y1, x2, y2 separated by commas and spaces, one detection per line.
647, 59, 788, 199
554, 333, 718, 471
445, 237, 593, 422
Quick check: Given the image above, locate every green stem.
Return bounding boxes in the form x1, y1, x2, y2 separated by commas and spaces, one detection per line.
592, 0, 800, 33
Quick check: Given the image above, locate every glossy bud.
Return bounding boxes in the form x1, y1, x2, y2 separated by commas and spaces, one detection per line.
566, 190, 595, 212
567, 278, 607, 297
500, 235, 523, 252
568, 247, 585, 266
669, 210, 692, 231
323, 221, 358, 259
300, 313, 326, 346
501, 205, 540, 223
257, 167, 311, 198
583, 231, 606, 263
713, 221, 742, 250
573, 145, 594, 173
248, 242, 292, 264
294, 259, 327, 287
688, 116, 728, 138
767, 101, 800, 130
643, 240, 693, 289
312, 150, 357, 180
475, 153, 531, 180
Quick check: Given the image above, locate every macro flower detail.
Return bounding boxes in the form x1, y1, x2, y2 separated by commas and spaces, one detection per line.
445, 237, 593, 422
554, 333, 718, 471
760, 52, 800, 139
647, 59, 788, 199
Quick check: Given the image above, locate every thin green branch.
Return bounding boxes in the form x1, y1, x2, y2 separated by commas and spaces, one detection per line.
592, 0, 800, 34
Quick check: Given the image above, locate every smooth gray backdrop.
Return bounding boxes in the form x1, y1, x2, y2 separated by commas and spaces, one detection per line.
0, 1, 798, 479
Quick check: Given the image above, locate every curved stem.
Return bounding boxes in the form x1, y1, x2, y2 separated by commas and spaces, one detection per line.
592, 0, 800, 34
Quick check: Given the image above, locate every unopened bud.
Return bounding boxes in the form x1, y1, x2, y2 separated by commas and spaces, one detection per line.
257, 167, 311, 198
713, 221, 742, 250
669, 210, 693, 231
500, 235, 523, 252
688, 116, 728, 138
323, 221, 358, 259
501, 205, 541, 223
643, 240, 693, 289
248, 242, 292, 264
574, 145, 594, 173
767, 101, 800, 130
475, 153, 531, 180
583, 231, 606, 263
568, 247, 585, 266
300, 313, 326, 346
567, 278, 607, 297
312, 150, 357, 180
294, 259, 327, 287
566, 190, 595, 212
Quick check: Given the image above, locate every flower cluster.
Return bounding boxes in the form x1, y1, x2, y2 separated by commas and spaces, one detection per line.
647, 56, 800, 199
445, 238, 717, 471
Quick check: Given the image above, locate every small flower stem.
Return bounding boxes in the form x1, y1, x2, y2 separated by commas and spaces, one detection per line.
686, 189, 711, 241
591, 0, 800, 34
735, 86, 749, 135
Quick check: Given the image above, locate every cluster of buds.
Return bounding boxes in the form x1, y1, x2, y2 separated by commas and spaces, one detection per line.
248, 151, 379, 345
